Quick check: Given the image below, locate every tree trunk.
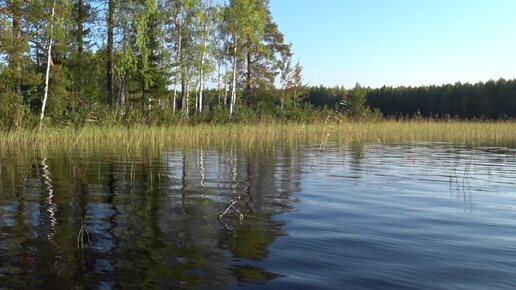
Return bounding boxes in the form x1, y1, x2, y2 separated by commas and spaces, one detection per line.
216, 62, 222, 105
106, 0, 114, 106
180, 30, 188, 116
224, 73, 228, 106
172, 82, 177, 113
77, 0, 84, 56
39, 0, 57, 130
119, 76, 125, 111
181, 78, 187, 114
185, 80, 189, 116
230, 35, 237, 117
194, 76, 198, 115
194, 80, 198, 115
245, 47, 252, 103
280, 88, 285, 113
172, 32, 181, 113
198, 31, 207, 114
11, 1, 22, 98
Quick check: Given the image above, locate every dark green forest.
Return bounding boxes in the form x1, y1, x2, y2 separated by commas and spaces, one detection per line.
0, 0, 515, 131
306, 79, 516, 120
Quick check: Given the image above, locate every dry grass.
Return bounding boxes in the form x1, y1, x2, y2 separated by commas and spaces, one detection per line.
1, 121, 515, 153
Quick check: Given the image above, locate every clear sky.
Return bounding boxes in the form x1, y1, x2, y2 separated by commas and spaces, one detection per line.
269, 0, 516, 88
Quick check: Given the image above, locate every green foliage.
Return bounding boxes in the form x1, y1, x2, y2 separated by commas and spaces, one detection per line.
346, 84, 367, 120
366, 79, 516, 119
1, 0, 514, 132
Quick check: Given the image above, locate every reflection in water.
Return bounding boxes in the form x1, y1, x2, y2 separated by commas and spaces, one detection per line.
0, 146, 299, 288
39, 157, 57, 240
0, 143, 515, 289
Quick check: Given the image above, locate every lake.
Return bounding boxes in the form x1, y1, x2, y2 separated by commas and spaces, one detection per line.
1, 142, 516, 289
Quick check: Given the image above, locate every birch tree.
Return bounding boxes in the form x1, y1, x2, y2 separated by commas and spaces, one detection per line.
39, 0, 57, 129
195, 0, 216, 114
224, 0, 263, 116
106, 0, 114, 106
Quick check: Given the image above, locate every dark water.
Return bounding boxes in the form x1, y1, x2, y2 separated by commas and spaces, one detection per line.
1, 142, 516, 289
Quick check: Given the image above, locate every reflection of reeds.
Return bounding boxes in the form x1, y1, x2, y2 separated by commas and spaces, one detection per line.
448, 154, 473, 213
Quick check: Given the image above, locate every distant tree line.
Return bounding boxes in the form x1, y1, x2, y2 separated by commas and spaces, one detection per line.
304, 79, 516, 120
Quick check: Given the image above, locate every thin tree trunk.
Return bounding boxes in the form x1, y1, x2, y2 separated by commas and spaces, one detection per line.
194, 78, 199, 115
181, 78, 187, 114
11, 2, 21, 98
198, 70, 203, 114
77, 0, 84, 56
198, 31, 207, 114
180, 31, 188, 115
148, 91, 151, 112
224, 72, 228, 106
39, 0, 57, 130
280, 88, 285, 113
106, 0, 114, 106
75, 0, 84, 114
185, 80, 189, 116
172, 33, 181, 113
172, 82, 177, 112
119, 77, 125, 111
216, 61, 221, 105
245, 48, 252, 103
230, 36, 237, 117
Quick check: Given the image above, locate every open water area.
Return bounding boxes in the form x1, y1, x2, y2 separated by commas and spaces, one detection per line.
1, 141, 516, 289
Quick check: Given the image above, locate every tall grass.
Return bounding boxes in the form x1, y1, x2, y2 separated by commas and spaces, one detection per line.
1, 120, 515, 153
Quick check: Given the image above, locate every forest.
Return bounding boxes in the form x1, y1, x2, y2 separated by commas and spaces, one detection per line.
307, 79, 516, 120
0, 0, 305, 129
0, 0, 515, 131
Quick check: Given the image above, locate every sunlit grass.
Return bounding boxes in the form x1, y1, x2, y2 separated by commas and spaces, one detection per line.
1, 120, 515, 153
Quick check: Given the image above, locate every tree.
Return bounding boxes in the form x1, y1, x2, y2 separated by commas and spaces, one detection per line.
195, 1, 216, 114
224, 0, 266, 116
106, 0, 114, 106
279, 50, 292, 113
346, 83, 367, 120
39, 0, 58, 129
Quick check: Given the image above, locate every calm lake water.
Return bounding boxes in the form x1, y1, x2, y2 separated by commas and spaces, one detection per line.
1, 142, 516, 289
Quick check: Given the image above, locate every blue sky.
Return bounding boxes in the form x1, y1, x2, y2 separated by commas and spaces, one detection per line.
269, 0, 516, 88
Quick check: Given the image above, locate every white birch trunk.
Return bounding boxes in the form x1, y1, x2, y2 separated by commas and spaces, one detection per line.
224, 72, 228, 106
194, 78, 199, 114
173, 33, 182, 113
216, 61, 221, 105
185, 78, 189, 116
198, 31, 207, 114
39, 0, 57, 129
172, 82, 177, 112
120, 77, 126, 113
230, 36, 238, 117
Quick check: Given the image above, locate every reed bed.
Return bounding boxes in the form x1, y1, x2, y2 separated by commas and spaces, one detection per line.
1, 121, 515, 153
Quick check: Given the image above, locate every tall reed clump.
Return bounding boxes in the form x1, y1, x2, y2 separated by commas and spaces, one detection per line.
1, 121, 515, 153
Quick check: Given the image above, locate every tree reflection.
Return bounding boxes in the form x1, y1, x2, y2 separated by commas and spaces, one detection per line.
0, 144, 301, 288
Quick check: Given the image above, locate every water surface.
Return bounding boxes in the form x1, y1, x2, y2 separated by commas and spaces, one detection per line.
1, 142, 516, 289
